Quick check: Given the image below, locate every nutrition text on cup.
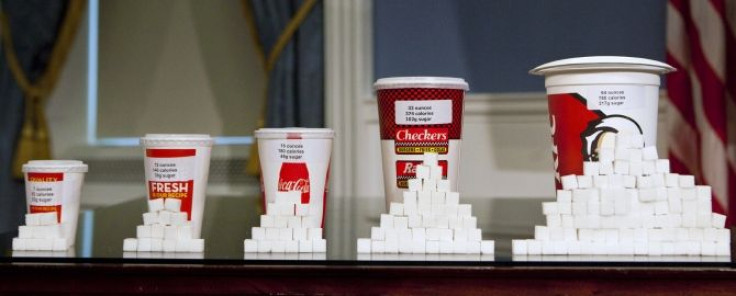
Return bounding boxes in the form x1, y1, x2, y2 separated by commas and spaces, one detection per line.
279, 143, 304, 160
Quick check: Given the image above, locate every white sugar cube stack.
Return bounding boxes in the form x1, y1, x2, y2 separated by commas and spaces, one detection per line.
513, 132, 730, 257
356, 152, 494, 255
122, 198, 204, 253
12, 212, 70, 251
243, 191, 326, 253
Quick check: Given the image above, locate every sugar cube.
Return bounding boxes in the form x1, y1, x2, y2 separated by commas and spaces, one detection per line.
424, 179, 437, 192
394, 217, 409, 229
170, 212, 187, 226
458, 204, 472, 217
656, 159, 670, 173
679, 175, 695, 188
542, 202, 558, 215
148, 198, 164, 212
274, 216, 288, 228
257, 240, 271, 253
535, 226, 549, 241
445, 192, 460, 205
599, 161, 614, 175
415, 165, 430, 180
599, 148, 615, 162
158, 211, 171, 225
357, 238, 371, 253
295, 204, 310, 216
480, 241, 494, 254
38, 212, 58, 225
642, 146, 658, 160
615, 148, 630, 160
561, 175, 578, 190
408, 179, 422, 192
557, 190, 572, 203
431, 191, 445, 204
712, 213, 727, 228
123, 238, 138, 252
164, 198, 182, 212
312, 239, 327, 252
380, 214, 393, 229
308, 228, 323, 240
577, 175, 593, 189
614, 160, 629, 175
288, 216, 302, 228
25, 213, 40, 226
279, 228, 293, 240
583, 161, 600, 176
436, 179, 450, 192
137, 225, 152, 239
293, 227, 307, 240
512, 240, 528, 254
244, 239, 258, 253
389, 203, 404, 216
558, 202, 572, 215
265, 228, 280, 240
642, 161, 656, 175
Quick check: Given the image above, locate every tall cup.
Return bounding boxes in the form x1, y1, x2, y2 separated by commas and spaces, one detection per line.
255, 128, 334, 228
374, 77, 469, 208
530, 56, 675, 188
23, 160, 88, 246
140, 134, 214, 238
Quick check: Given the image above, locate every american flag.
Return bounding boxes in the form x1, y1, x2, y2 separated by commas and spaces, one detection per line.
665, 0, 736, 226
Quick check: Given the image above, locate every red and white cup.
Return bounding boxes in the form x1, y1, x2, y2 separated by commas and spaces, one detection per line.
255, 128, 334, 227
530, 56, 675, 188
374, 77, 469, 208
22, 160, 88, 246
140, 134, 214, 238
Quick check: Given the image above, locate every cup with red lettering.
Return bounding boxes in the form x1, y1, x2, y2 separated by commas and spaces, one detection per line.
255, 128, 334, 228
140, 134, 214, 238
23, 160, 88, 248
374, 77, 469, 208
530, 56, 675, 187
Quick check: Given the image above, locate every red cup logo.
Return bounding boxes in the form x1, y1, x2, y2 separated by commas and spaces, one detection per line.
278, 162, 310, 203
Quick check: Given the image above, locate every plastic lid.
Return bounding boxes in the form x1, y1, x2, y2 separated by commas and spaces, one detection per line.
530, 56, 676, 76
22, 160, 88, 173
140, 134, 214, 147
255, 128, 335, 139
373, 76, 469, 91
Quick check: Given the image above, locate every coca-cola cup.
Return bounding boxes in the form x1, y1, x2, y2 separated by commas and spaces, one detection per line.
530, 56, 675, 187
22, 160, 88, 248
140, 134, 214, 238
374, 77, 469, 208
255, 128, 334, 227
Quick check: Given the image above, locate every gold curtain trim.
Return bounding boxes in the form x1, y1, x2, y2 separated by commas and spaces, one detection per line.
241, 0, 319, 176
0, 0, 86, 179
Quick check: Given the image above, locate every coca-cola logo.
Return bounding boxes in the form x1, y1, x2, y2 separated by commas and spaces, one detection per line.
278, 178, 310, 193
395, 128, 448, 142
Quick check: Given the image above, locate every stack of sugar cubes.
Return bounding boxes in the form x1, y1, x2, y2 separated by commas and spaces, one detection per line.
512, 132, 730, 257
12, 212, 70, 251
122, 198, 204, 253
356, 153, 495, 255
243, 191, 326, 253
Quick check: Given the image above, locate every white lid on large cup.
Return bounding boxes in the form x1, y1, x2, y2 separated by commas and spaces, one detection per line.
529, 56, 676, 76
140, 134, 214, 147
373, 76, 469, 91
255, 128, 335, 139
22, 160, 88, 173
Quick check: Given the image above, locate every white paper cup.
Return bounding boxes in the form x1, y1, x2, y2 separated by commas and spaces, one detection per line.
374, 77, 469, 208
22, 160, 88, 246
530, 56, 675, 187
140, 134, 214, 238
255, 128, 334, 227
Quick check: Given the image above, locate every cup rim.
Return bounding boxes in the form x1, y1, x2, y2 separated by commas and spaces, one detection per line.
530, 56, 676, 76
255, 128, 335, 139
140, 134, 214, 147
22, 160, 88, 173
373, 76, 469, 91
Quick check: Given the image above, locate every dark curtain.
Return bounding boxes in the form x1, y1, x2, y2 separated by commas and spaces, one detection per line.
0, 0, 66, 233
250, 0, 324, 128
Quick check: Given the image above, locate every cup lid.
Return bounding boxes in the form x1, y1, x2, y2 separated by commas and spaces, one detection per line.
22, 160, 88, 173
255, 128, 335, 139
373, 76, 469, 91
140, 134, 214, 147
530, 56, 676, 76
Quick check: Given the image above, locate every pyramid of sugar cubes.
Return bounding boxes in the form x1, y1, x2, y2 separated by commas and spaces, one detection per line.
12, 212, 70, 251
512, 131, 730, 256
122, 198, 204, 252
243, 191, 326, 253
356, 153, 495, 254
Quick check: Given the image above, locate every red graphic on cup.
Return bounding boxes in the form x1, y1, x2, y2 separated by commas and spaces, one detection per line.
278, 162, 311, 204
548, 93, 643, 188
395, 160, 448, 188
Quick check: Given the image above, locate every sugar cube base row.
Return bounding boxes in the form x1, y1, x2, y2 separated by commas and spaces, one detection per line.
12, 212, 72, 251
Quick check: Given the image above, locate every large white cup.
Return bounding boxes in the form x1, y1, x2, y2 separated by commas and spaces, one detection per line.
140, 134, 214, 238
22, 160, 88, 246
255, 128, 334, 228
374, 77, 469, 208
530, 56, 675, 187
